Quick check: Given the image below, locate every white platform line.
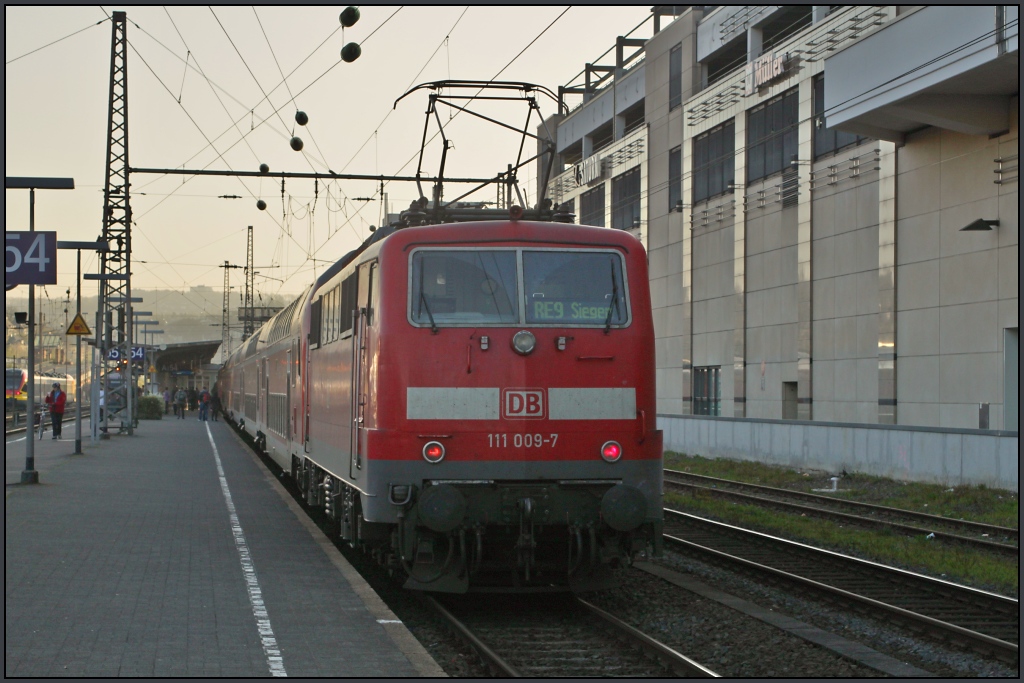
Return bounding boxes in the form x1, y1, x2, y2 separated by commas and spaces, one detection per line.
206, 423, 288, 677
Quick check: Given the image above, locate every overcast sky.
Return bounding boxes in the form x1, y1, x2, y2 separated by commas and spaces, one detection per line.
6, 5, 653, 302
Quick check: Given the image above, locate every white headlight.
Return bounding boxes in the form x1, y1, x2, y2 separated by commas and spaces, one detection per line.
511, 330, 536, 355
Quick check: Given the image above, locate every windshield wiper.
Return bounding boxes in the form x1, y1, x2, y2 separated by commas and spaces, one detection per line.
417, 262, 439, 334
604, 258, 621, 334
419, 291, 438, 334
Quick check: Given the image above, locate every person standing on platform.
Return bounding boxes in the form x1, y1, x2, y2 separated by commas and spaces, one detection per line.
211, 388, 221, 422
175, 387, 188, 419
44, 382, 67, 440
198, 386, 211, 421
162, 387, 171, 415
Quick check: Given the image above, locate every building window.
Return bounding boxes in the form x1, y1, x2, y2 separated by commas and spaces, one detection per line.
693, 121, 735, 204
668, 146, 682, 212
580, 185, 605, 227
813, 75, 870, 159
693, 366, 721, 416
669, 44, 682, 110
589, 121, 614, 153
611, 168, 641, 230
558, 198, 575, 219
747, 87, 798, 183
561, 140, 583, 167
622, 101, 645, 136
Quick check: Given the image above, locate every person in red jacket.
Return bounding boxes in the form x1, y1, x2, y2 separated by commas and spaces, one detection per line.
45, 382, 67, 440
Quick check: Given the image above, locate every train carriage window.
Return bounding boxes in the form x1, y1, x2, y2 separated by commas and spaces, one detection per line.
367, 262, 377, 325
330, 286, 339, 342
325, 289, 333, 343
523, 251, 629, 326
332, 286, 340, 341
311, 297, 322, 348
410, 250, 519, 326
324, 286, 331, 341
340, 272, 358, 334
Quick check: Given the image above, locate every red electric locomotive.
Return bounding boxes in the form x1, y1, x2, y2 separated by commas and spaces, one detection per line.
220, 208, 663, 592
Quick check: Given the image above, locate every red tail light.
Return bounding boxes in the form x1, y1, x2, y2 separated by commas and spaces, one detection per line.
423, 441, 446, 463
600, 441, 622, 462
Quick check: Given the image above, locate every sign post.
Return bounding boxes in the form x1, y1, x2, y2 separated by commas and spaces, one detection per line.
5, 176, 74, 485
59, 239, 107, 455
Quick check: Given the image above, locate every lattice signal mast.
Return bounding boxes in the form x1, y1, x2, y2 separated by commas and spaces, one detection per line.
95, 10, 134, 437
220, 261, 243, 361
242, 226, 255, 342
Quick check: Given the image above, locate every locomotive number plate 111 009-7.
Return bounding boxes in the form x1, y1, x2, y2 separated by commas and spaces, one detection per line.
487, 433, 559, 448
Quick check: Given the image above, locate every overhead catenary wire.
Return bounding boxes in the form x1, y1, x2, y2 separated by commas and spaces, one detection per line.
250, 6, 362, 257
317, 6, 573, 258
210, 8, 297, 156
162, 8, 266, 177
113, 7, 379, 287
96, 7, 551, 296
5, 17, 109, 65
126, 16, 342, 192
336, 7, 471, 177
128, 7, 405, 296
122, 31, 313, 280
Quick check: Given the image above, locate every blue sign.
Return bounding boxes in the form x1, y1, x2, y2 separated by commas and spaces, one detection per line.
5, 231, 57, 289
107, 347, 145, 361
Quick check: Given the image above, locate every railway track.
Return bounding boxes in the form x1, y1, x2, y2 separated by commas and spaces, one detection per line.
665, 468, 1019, 554
6, 408, 91, 437
663, 509, 1019, 663
241, 418, 716, 678
425, 592, 718, 677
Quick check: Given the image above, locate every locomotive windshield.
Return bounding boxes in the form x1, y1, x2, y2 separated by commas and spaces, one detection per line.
411, 250, 520, 325
6, 369, 24, 391
523, 251, 627, 326
409, 248, 629, 328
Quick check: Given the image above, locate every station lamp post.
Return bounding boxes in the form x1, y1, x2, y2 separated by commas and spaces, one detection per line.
5, 176, 74, 485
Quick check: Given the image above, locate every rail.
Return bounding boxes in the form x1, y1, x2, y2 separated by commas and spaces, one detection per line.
425, 592, 718, 677
662, 509, 1019, 663
664, 468, 1019, 554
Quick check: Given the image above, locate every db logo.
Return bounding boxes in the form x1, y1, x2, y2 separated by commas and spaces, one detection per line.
502, 388, 546, 419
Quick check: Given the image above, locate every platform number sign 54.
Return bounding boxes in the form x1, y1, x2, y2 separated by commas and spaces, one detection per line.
5, 232, 57, 289
107, 347, 145, 361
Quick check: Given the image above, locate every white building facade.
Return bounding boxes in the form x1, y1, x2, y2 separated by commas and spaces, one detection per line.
541, 6, 1018, 489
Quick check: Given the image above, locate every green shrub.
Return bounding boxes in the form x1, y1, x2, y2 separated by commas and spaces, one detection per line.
137, 395, 163, 420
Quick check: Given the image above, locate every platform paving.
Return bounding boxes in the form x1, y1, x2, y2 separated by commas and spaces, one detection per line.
5, 415, 445, 677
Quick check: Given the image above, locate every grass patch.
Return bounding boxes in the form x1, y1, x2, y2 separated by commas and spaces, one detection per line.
665, 490, 1019, 596
664, 451, 1018, 528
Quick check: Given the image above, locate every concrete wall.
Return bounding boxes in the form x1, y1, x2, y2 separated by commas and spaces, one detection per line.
659, 414, 1019, 491
825, 5, 1009, 135
895, 109, 1019, 430
645, 9, 705, 419
810, 147, 882, 424
745, 182, 801, 418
